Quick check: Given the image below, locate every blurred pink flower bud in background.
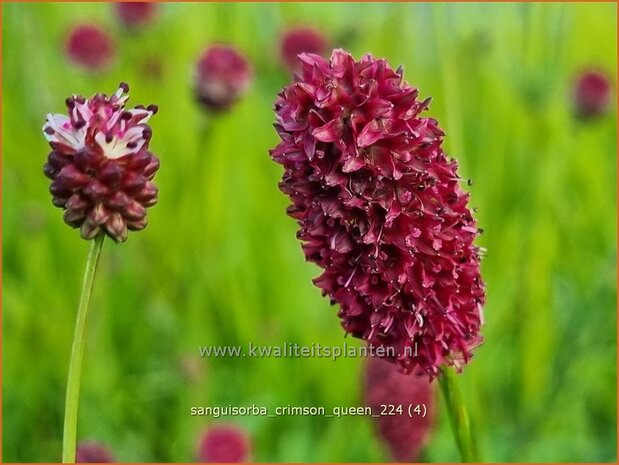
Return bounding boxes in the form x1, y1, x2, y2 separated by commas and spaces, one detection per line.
194, 44, 253, 112
572, 70, 613, 118
198, 424, 252, 463
280, 26, 329, 72
114, 2, 158, 30
76, 440, 115, 463
364, 356, 435, 461
65, 24, 115, 72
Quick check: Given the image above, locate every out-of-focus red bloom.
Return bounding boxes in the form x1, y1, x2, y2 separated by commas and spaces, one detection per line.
194, 45, 253, 112
280, 27, 329, 72
198, 424, 251, 463
65, 24, 115, 72
269, 50, 485, 378
573, 70, 613, 118
76, 441, 115, 463
114, 2, 158, 30
364, 356, 435, 461
43, 83, 160, 242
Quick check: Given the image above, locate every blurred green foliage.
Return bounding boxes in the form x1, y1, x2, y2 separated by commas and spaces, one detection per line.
2, 2, 617, 462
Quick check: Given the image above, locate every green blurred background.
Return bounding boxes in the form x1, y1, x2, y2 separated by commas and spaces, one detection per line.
2, 2, 617, 462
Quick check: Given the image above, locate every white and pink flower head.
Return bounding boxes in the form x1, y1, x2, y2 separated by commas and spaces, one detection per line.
43, 83, 160, 242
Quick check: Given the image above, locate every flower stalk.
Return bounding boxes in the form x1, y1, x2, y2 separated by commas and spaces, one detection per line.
438, 366, 479, 462
62, 234, 105, 463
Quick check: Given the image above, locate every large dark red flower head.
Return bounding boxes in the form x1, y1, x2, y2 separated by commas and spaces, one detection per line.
43, 83, 160, 242
269, 49, 485, 378
114, 2, 158, 30
76, 440, 115, 463
198, 424, 251, 463
280, 26, 329, 72
65, 24, 115, 72
364, 356, 435, 461
194, 44, 253, 112
572, 70, 613, 118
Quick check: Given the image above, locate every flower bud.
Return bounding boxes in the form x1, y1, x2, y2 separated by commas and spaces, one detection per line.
198, 424, 251, 462
65, 24, 115, 72
194, 45, 253, 112
364, 356, 435, 461
280, 26, 329, 72
114, 2, 158, 30
76, 440, 115, 463
573, 70, 613, 118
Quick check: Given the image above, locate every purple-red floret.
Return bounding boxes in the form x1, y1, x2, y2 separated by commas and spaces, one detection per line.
269, 50, 485, 378
43, 83, 160, 242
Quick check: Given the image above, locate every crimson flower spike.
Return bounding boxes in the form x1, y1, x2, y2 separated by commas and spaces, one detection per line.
269, 50, 486, 379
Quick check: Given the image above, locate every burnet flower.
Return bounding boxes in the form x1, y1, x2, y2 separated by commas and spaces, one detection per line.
573, 70, 613, 118
280, 27, 329, 73
65, 24, 116, 72
76, 441, 115, 463
270, 50, 485, 378
194, 45, 253, 112
43, 83, 160, 242
114, 2, 158, 30
364, 356, 434, 461
198, 424, 252, 463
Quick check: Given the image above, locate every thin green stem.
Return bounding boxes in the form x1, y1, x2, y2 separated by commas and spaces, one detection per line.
62, 234, 105, 463
439, 366, 479, 462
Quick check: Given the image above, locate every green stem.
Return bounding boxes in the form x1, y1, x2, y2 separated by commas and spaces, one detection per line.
439, 366, 479, 462
62, 234, 105, 463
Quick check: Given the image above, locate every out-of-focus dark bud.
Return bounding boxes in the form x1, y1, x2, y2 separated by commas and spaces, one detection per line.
65, 24, 116, 73
573, 70, 613, 118
364, 356, 435, 461
194, 45, 253, 112
280, 26, 329, 72
198, 424, 252, 462
114, 2, 158, 30
76, 440, 115, 463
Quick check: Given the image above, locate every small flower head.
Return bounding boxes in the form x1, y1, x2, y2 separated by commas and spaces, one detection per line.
573, 70, 613, 118
280, 26, 329, 72
269, 50, 485, 378
76, 440, 115, 463
364, 356, 434, 461
114, 2, 158, 30
198, 424, 251, 463
43, 83, 160, 242
194, 44, 253, 112
65, 24, 115, 72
